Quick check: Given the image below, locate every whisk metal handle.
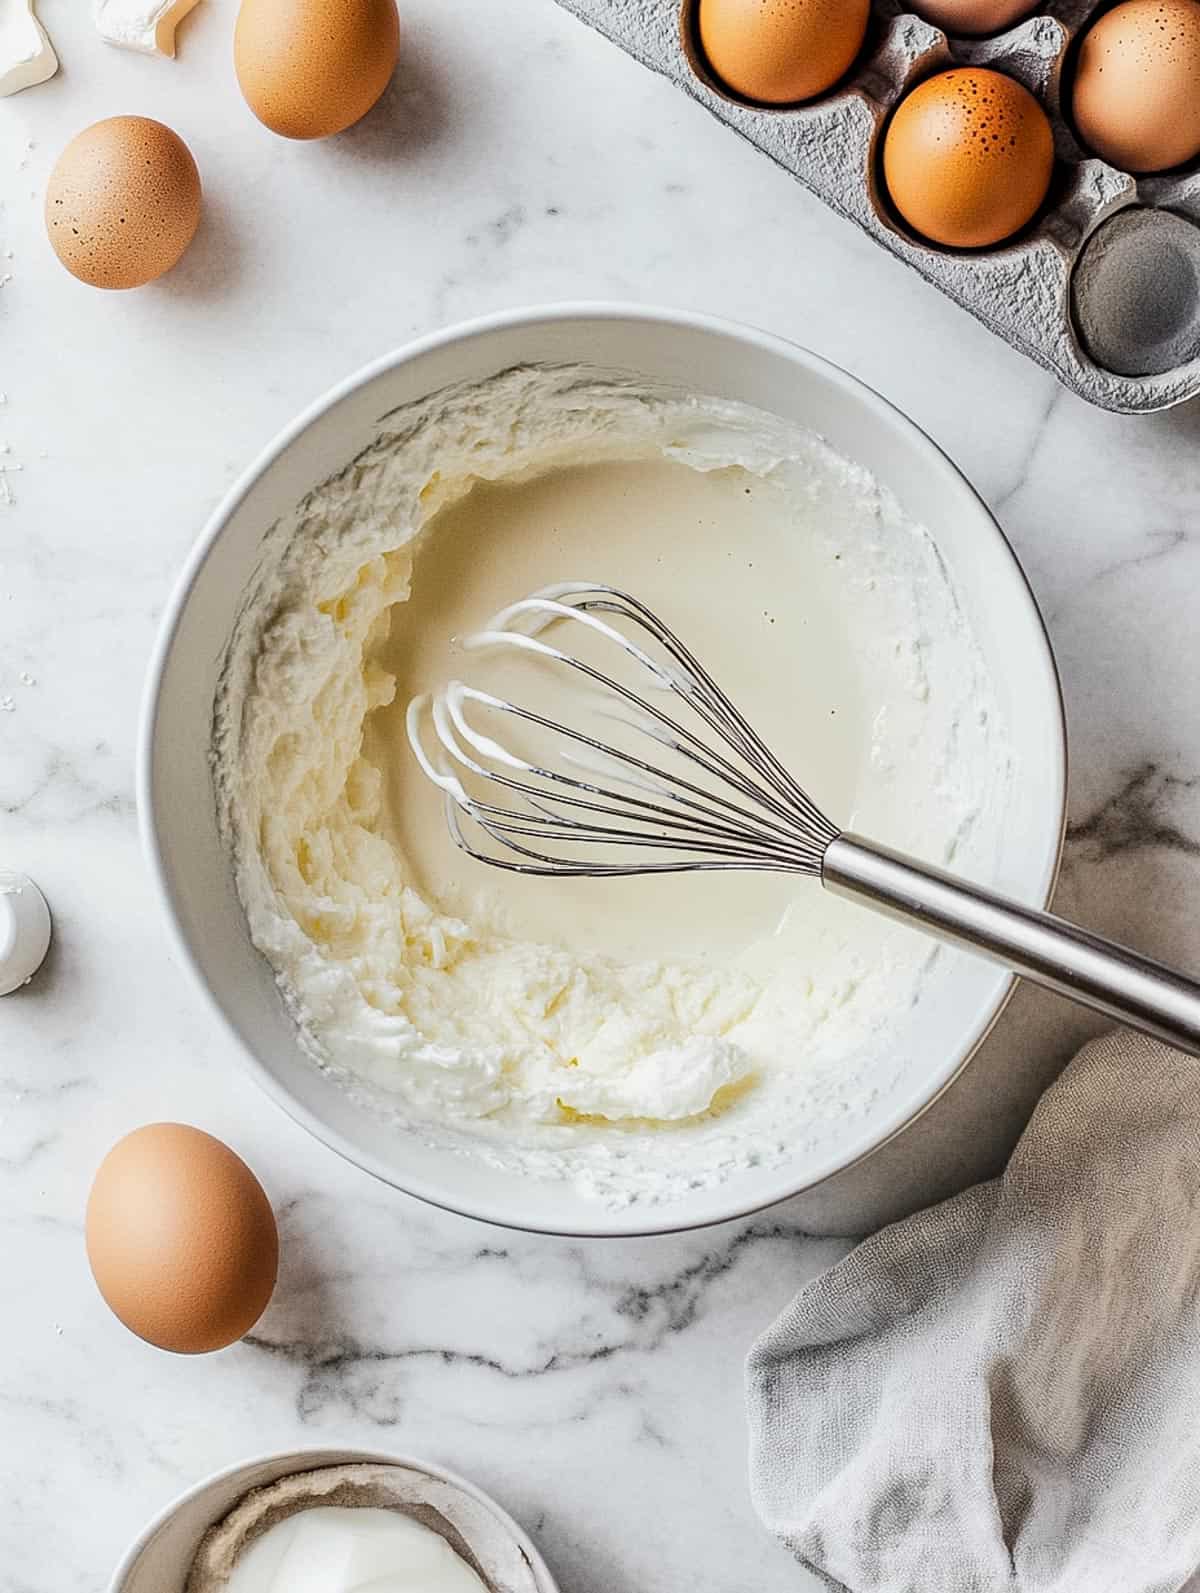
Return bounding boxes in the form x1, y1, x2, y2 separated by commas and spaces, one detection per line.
823, 835, 1200, 1059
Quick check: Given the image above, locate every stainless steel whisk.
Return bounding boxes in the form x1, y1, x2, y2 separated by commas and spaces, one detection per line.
407, 581, 1200, 1057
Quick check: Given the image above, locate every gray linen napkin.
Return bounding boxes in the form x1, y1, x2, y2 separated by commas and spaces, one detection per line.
747, 1032, 1200, 1593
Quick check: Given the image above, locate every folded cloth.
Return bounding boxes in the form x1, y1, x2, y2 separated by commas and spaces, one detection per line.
747, 1032, 1200, 1593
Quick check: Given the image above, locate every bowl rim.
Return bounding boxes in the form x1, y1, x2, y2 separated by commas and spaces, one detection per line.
137, 300, 1067, 1238
106, 1445, 559, 1591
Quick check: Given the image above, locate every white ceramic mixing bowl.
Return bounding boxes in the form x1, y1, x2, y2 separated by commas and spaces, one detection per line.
139, 305, 1065, 1237
107, 1447, 558, 1592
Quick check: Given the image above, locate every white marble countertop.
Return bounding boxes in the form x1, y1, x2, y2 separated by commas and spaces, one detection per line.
4, 1, 1200, 1588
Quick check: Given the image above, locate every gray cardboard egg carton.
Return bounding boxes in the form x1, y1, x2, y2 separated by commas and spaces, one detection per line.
551, 0, 1200, 413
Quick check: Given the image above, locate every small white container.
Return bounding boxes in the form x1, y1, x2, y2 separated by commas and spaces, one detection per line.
107, 1448, 558, 1593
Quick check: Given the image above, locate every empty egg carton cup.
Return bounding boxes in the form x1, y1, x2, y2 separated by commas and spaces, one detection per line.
551, 0, 1200, 412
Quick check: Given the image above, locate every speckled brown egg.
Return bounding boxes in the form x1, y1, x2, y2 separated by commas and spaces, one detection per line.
910, 0, 1040, 35
45, 117, 201, 290
86, 1124, 278, 1354
1072, 0, 1200, 173
883, 67, 1054, 249
696, 0, 870, 105
235, 0, 400, 140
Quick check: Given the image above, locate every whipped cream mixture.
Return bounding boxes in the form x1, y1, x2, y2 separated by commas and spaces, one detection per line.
213, 365, 1011, 1206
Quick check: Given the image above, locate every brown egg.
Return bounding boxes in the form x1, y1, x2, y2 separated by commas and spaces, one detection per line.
1072, 0, 1200, 173
883, 68, 1054, 249
696, 0, 870, 105
911, 0, 1039, 34
235, 0, 400, 140
45, 117, 201, 290
86, 1124, 278, 1354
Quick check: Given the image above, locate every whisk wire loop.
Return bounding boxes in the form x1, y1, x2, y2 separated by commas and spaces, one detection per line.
434, 686, 818, 867
407, 582, 838, 877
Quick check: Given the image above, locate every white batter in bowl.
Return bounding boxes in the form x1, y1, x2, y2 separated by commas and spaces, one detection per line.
141, 308, 1064, 1234
214, 366, 1012, 1208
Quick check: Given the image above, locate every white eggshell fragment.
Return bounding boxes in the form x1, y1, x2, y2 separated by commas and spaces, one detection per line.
0, 873, 51, 995
93, 0, 202, 57
0, 0, 57, 96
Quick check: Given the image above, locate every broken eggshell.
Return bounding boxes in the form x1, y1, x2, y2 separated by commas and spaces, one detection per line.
93, 0, 204, 58
0, 872, 52, 995
0, 0, 58, 96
